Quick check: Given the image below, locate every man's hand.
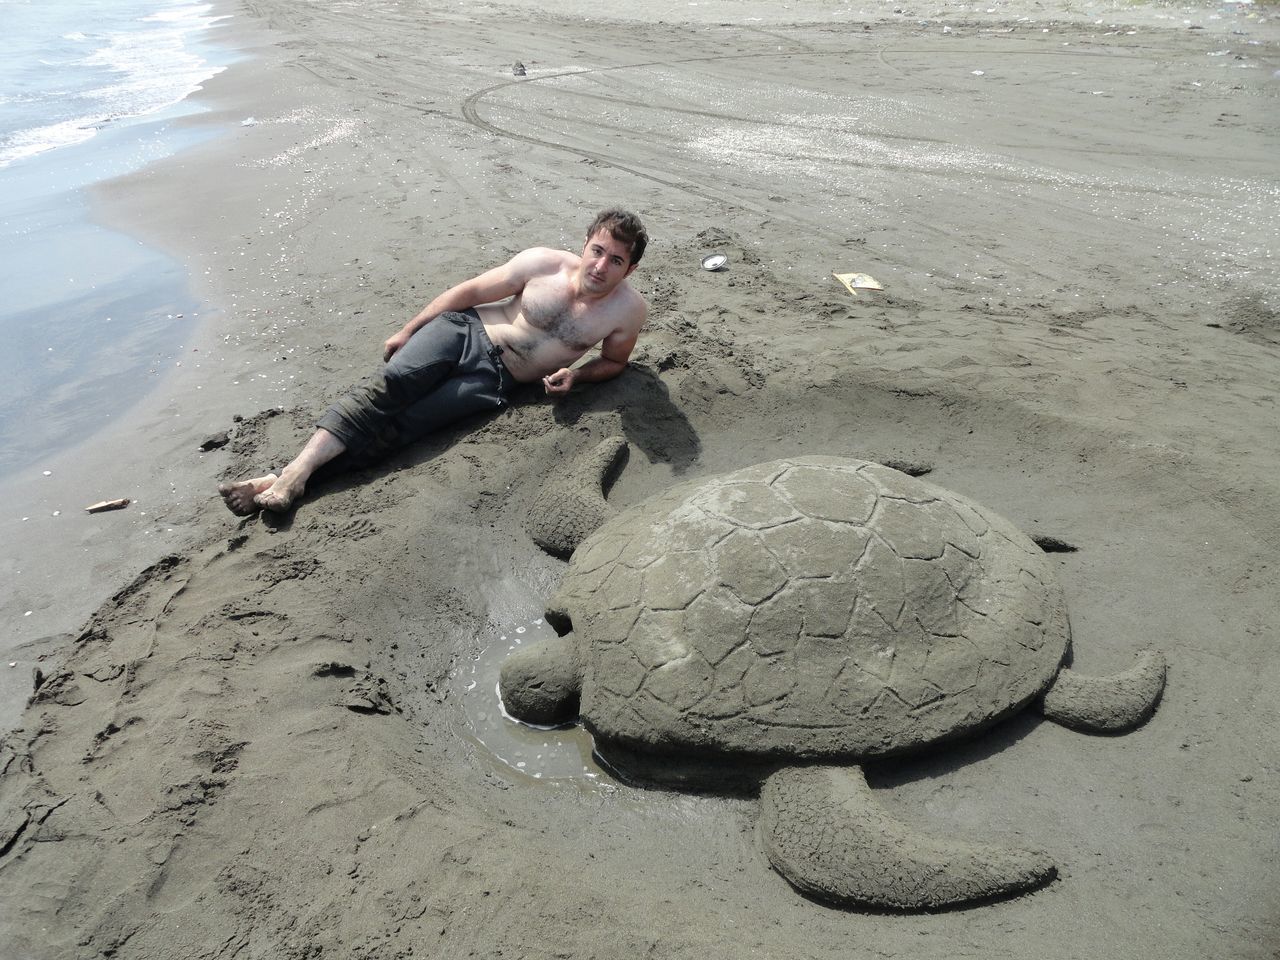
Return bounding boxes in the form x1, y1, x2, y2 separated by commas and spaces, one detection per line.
383, 328, 413, 361
542, 368, 576, 396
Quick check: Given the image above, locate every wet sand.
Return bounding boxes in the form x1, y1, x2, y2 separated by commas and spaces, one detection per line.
1, 0, 1277, 956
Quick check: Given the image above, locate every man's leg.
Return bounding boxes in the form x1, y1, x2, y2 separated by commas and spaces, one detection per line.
254, 427, 346, 511
389, 317, 510, 444
217, 313, 506, 516
314, 314, 474, 461
218, 428, 347, 514
218, 315, 473, 515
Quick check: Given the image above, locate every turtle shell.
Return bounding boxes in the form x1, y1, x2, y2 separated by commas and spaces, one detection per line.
552, 457, 1070, 760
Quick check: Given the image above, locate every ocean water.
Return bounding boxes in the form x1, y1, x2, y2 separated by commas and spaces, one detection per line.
0, 0, 234, 478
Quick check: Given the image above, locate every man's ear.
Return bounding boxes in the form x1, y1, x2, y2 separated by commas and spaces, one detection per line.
624, 262, 638, 278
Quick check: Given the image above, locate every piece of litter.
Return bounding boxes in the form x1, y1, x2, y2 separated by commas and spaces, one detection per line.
86, 498, 131, 514
241, 117, 258, 126
971, 69, 985, 76
701, 253, 728, 271
42, 470, 51, 476
51, 510, 60, 517
23, 611, 32, 617
8, 662, 15, 668
833, 272, 885, 297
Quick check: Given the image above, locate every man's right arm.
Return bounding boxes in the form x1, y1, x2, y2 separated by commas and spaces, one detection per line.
383, 247, 563, 360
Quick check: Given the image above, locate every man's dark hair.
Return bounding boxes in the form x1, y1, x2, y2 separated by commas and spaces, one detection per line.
586, 208, 648, 267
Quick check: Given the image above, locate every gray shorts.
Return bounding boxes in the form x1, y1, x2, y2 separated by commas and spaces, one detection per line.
317, 308, 514, 466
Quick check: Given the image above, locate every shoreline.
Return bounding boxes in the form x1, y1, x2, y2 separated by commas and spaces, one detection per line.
0, 0, 248, 483
0, 4, 272, 727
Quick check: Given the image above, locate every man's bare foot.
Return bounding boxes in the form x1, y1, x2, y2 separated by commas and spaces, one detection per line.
218, 428, 341, 517
253, 469, 307, 513
219, 475, 278, 515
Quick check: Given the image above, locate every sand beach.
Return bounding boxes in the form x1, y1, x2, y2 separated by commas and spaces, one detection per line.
1, 0, 1277, 956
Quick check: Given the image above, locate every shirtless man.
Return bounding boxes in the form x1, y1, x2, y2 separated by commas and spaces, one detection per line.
219, 209, 648, 514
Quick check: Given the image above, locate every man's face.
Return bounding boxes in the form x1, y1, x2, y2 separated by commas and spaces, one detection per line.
579, 228, 636, 295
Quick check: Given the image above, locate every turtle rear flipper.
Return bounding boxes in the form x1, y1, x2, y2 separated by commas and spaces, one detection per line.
1039, 649, 1166, 733
759, 766, 1055, 911
527, 436, 628, 558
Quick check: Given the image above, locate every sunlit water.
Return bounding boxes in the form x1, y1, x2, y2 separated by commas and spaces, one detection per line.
451, 617, 611, 784
0, 0, 235, 477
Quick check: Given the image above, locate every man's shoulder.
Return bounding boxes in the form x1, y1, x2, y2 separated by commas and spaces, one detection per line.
512, 246, 577, 274
614, 280, 647, 326
622, 280, 646, 309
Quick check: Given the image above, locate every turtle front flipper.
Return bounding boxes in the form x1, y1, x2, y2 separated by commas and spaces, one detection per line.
498, 632, 583, 726
1039, 648, 1166, 733
758, 766, 1055, 911
527, 436, 628, 558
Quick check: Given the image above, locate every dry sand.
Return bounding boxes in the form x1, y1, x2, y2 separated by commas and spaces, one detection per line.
2, 0, 1278, 956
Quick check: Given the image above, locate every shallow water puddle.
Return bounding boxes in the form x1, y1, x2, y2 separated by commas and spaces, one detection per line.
452, 617, 608, 783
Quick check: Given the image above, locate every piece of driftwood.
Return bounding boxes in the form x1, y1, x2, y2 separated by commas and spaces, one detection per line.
85, 498, 130, 514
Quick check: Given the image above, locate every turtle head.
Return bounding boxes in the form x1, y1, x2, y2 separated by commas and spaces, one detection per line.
498, 623, 583, 726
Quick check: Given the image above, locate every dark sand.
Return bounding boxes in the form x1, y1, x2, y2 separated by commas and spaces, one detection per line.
1, 1, 1277, 956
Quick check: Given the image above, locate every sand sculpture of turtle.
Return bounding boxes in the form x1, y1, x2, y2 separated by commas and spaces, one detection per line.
502, 439, 1166, 911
